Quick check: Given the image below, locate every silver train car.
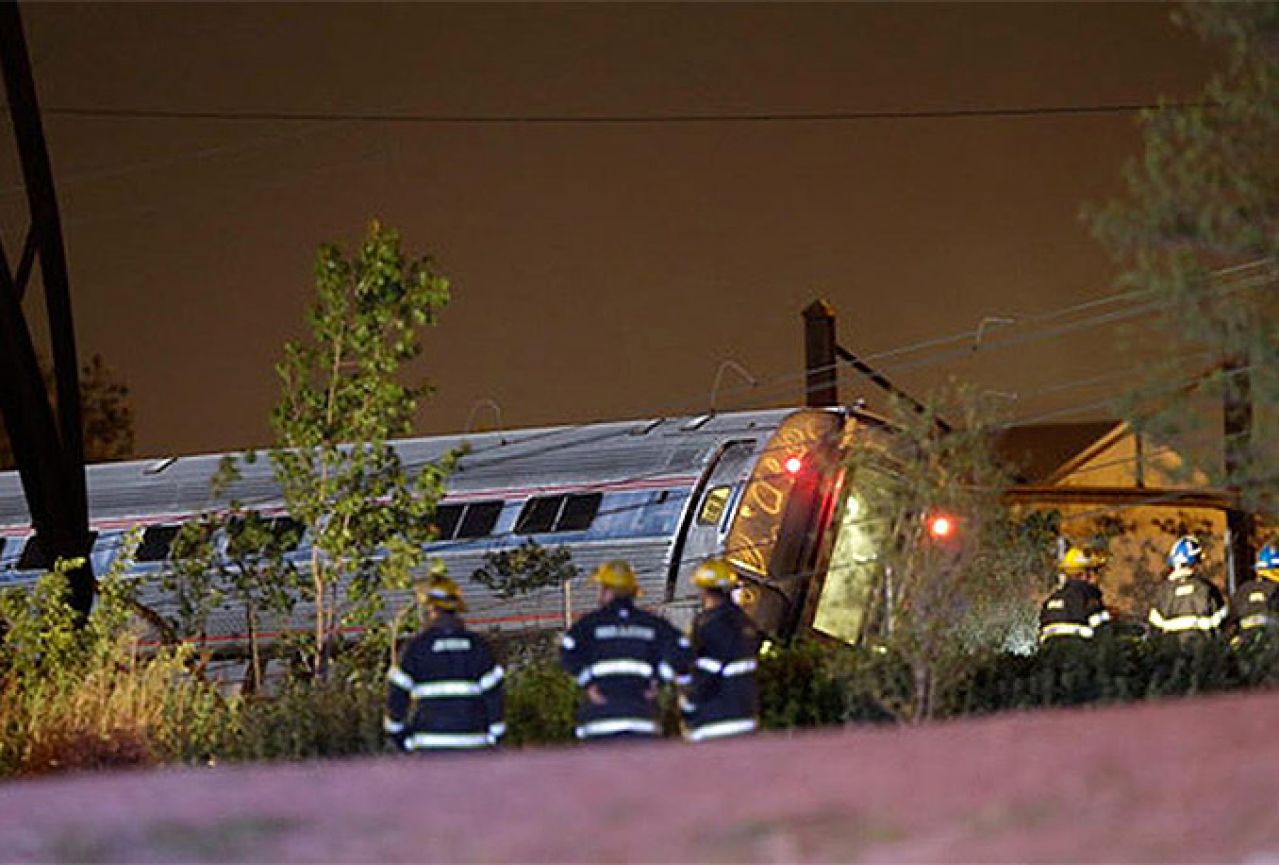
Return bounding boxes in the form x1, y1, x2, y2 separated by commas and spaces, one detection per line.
0, 407, 849, 644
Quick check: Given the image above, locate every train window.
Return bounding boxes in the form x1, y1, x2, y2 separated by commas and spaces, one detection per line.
457, 501, 503, 539
557, 493, 601, 532
516, 496, 561, 534
136, 525, 181, 563
17, 532, 98, 571
0, 537, 6, 559
698, 486, 731, 526
267, 517, 303, 552
431, 504, 463, 541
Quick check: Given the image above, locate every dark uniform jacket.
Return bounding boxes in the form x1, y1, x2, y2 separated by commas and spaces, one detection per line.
1038, 579, 1110, 642
560, 597, 692, 740
385, 614, 505, 751
1230, 579, 1279, 635
1148, 574, 1228, 644
684, 598, 761, 741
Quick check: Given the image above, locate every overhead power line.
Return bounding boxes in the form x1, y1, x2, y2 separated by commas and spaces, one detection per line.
31, 101, 1204, 125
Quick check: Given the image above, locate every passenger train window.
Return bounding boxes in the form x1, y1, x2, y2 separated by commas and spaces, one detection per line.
0, 537, 6, 559
431, 504, 463, 541
457, 501, 503, 539
136, 525, 181, 563
558, 493, 602, 531
515, 497, 560, 534
698, 486, 731, 526
17, 532, 98, 571
516, 493, 603, 534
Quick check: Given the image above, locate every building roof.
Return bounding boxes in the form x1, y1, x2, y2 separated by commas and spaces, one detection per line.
994, 420, 1124, 485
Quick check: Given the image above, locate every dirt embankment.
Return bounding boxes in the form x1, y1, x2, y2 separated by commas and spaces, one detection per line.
2, 690, 1278, 863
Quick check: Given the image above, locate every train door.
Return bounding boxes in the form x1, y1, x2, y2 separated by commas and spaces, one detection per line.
663, 439, 757, 629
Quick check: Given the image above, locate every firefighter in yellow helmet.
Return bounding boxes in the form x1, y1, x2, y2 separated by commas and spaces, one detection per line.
682, 558, 762, 741
384, 576, 505, 752
559, 560, 692, 741
1038, 546, 1111, 645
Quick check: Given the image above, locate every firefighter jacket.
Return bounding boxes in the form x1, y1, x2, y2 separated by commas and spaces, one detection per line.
1230, 579, 1279, 635
384, 614, 505, 751
684, 598, 761, 742
1038, 579, 1110, 642
560, 596, 692, 740
1148, 574, 1228, 642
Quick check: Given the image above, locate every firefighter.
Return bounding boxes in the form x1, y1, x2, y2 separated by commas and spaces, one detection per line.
1038, 546, 1111, 645
1147, 535, 1228, 645
560, 560, 692, 741
1229, 543, 1279, 644
384, 576, 505, 752
682, 558, 762, 742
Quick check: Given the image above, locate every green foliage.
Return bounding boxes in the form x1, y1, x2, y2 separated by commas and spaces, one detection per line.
842, 383, 1051, 721
472, 540, 579, 600
1088, 3, 1279, 508
0, 557, 230, 777
503, 660, 578, 747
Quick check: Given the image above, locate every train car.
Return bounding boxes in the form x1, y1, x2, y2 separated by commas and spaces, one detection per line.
0, 406, 850, 645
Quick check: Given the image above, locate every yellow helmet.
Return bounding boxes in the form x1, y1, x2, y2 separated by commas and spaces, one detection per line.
1060, 546, 1101, 576
691, 558, 738, 590
591, 560, 639, 595
417, 576, 466, 612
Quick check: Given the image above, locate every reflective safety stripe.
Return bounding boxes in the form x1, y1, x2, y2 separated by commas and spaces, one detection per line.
1150, 608, 1226, 633
1040, 622, 1094, 640
675, 674, 692, 687
1240, 613, 1274, 630
688, 718, 758, 742
489, 721, 507, 740
1088, 610, 1111, 629
406, 732, 492, 750
722, 659, 757, 677
479, 665, 505, 692
589, 659, 654, 679
678, 636, 691, 650
576, 718, 658, 738
659, 661, 676, 682
383, 717, 405, 734
412, 680, 482, 699
696, 657, 724, 674
561, 635, 576, 650
387, 666, 415, 691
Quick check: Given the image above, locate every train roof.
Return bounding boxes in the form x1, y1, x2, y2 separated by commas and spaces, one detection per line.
0, 407, 841, 528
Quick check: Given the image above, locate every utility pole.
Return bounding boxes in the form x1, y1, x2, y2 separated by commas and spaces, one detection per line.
0, 0, 95, 617
803, 299, 837, 407
1223, 354, 1254, 595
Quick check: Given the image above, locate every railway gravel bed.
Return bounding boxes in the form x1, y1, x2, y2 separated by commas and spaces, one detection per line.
2, 689, 1278, 863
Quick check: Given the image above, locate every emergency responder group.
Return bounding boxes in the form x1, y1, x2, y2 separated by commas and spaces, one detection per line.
385, 557, 761, 752
1038, 534, 1279, 648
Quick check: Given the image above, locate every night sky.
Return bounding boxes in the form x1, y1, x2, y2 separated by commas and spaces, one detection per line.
1, 3, 1216, 459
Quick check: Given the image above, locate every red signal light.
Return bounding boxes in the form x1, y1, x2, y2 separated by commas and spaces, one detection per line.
784, 456, 803, 475
929, 514, 954, 539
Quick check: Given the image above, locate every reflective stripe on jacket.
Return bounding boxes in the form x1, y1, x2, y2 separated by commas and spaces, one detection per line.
685, 599, 761, 741
560, 597, 692, 740
1148, 575, 1227, 640
385, 615, 504, 751
1038, 579, 1108, 643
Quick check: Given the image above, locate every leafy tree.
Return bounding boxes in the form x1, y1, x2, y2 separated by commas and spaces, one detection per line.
0, 353, 134, 470
842, 384, 1052, 722
1088, 4, 1279, 515
164, 457, 302, 690
472, 540, 579, 600
267, 221, 456, 675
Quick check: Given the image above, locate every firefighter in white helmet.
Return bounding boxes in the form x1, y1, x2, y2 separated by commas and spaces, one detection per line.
384, 576, 505, 752
1038, 546, 1111, 644
560, 560, 692, 741
1148, 535, 1228, 646
682, 558, 762, 742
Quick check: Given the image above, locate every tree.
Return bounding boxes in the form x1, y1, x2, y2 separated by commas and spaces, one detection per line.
268, 221, 456, 675
1089, 4, 1279, 520
843, 384, 1052, 722
0, 353, 133, 470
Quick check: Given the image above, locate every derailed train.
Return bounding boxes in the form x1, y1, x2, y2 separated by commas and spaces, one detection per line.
0, 406, 868, 643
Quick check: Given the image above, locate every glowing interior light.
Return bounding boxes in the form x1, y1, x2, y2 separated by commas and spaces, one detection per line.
785, 456, 803, 475
929, 515, 954, 538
